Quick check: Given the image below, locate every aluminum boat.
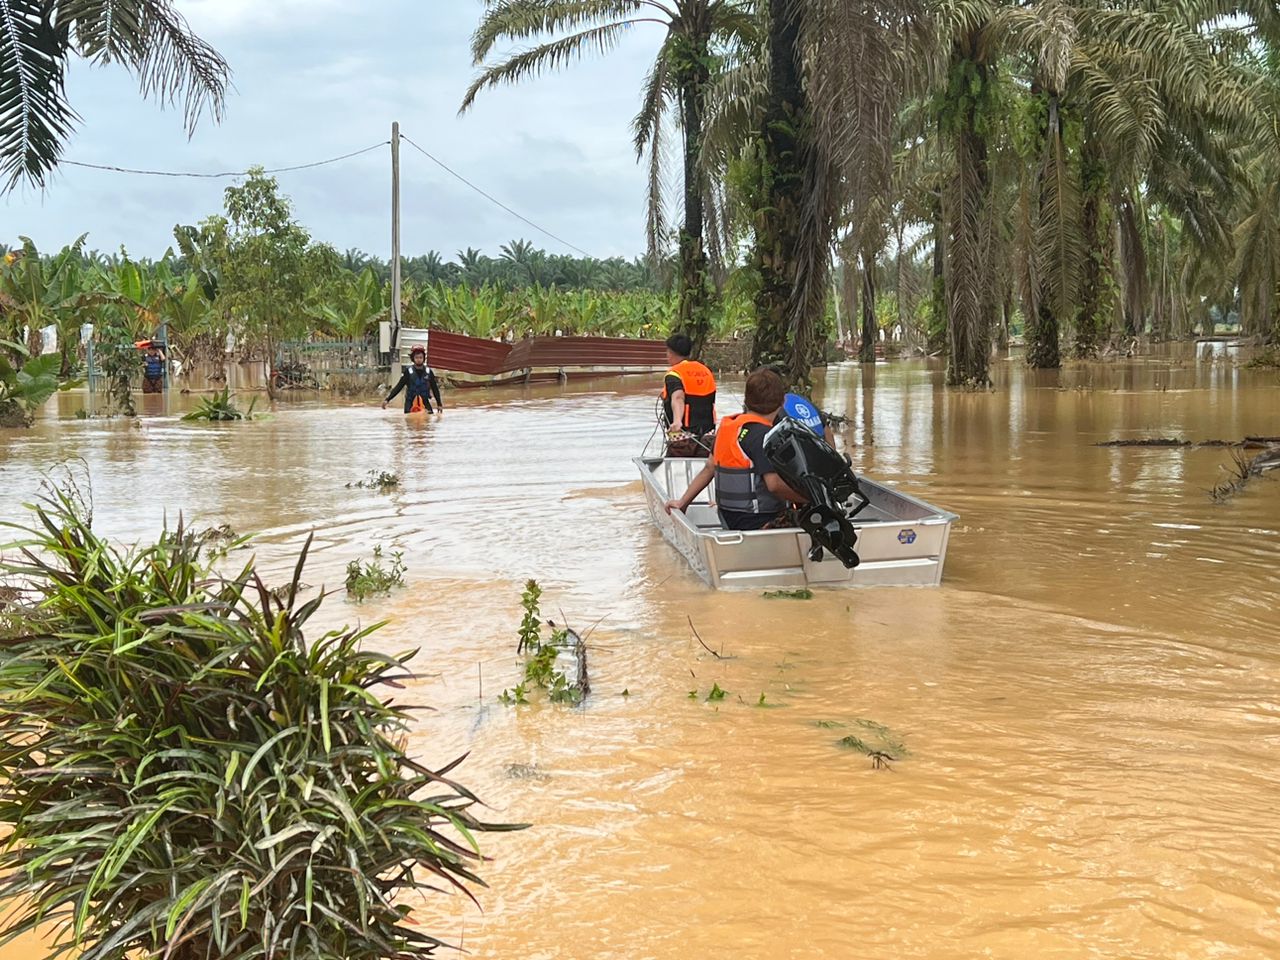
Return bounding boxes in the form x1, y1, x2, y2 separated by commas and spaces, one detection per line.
635, 456, 958, 589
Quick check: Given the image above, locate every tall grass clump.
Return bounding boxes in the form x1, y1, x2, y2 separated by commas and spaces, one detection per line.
0, 486, 520, 960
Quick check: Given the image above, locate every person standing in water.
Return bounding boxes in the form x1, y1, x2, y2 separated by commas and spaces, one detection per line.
382, 345, 442, 414
141, 343, 166, 394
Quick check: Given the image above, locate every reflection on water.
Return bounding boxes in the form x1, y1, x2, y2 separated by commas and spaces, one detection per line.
1, 350, 1279, 959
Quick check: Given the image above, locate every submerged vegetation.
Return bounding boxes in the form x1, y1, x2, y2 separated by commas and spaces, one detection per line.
181, 388, 256, 422
344, 545, 407, 602
0, 485, 516, 959
827, 719, 909, 770
346, 470, 402, 491
501, 580, 589, 706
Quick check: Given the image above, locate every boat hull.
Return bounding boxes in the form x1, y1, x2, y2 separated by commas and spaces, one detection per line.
635, 457, 958, 589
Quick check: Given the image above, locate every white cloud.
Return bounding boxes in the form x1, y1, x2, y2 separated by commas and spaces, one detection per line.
177, 0, 345, 36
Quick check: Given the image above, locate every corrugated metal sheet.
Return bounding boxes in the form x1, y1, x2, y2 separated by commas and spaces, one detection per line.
500, 335, 666, 373
419, 329, 667, 377
422, 330, 512, 375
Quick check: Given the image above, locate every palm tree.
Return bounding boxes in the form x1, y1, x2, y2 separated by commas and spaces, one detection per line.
1232, 41, 1280, 341
743, 0, 924, 383
0, 0, 230, 189
460, 0, 756, 356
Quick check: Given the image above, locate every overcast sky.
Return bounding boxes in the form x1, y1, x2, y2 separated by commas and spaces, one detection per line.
2, 0, 661, 262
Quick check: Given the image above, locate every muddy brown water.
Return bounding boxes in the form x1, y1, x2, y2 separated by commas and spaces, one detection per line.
1, 348, 1278, 959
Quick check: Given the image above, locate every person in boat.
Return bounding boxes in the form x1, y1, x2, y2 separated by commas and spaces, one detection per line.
664, 368, 807, 530
782, 391, 824, 438
141, 343, 166, 394
382, 345, 443, 414
661, 333, 717, 456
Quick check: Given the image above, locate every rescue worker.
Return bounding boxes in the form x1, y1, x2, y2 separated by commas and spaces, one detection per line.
664, 368, 807, 530
141, 344, 166, 394
382, 345, 443, 414
661, 333, 716, 455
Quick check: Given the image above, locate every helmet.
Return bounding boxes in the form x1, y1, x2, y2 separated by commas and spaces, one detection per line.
409, 345, 426, 359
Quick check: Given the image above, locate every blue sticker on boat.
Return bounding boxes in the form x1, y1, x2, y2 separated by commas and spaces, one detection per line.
898, 529, 917, 545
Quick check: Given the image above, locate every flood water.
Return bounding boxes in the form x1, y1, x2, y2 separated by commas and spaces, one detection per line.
2, 348, 1278, 959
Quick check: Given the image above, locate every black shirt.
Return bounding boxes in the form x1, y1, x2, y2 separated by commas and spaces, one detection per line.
718, 420, 782, 530
663, 369, 717, 434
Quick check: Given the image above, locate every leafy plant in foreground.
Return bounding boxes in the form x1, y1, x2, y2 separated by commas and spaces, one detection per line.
0, 488, 520, 959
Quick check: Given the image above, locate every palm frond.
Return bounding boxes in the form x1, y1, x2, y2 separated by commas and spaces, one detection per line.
461, 20, 641, 112
0, 0, 77, 189
469, 0, 646, 62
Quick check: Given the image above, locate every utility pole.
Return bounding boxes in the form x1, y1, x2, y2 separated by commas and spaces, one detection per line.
390, 121, 402, 363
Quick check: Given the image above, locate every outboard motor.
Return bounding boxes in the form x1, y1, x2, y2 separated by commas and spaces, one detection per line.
763, 419, 869, 568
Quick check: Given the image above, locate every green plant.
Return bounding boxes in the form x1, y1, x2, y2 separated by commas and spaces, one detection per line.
0, 486, 519, 960
344, 545, 406, 602
834, 719, 908, 769
182, 388, 257, 422
762, 588, 814, 600
502, 579, 586, 705
705, 683, 727, 702
0, 340, 66, 427
346, 470, 401, 491
158, 522, 244, 560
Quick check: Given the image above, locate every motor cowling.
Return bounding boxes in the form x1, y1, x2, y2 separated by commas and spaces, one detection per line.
763, 418, 868, 569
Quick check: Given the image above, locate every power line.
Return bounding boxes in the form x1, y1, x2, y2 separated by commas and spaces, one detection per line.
60, 141, 390, 179
58, 133, 597, 259
400, 132, 594, 259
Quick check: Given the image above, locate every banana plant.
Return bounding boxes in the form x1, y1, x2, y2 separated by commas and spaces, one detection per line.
0, 339, 75, 427
317, 266, 388, 340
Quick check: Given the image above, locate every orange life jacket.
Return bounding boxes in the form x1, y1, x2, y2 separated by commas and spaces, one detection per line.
662, 359, 717, 429
713, 412, 782, 514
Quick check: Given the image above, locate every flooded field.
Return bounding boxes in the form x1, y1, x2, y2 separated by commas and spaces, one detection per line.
1, 350, 1278, 959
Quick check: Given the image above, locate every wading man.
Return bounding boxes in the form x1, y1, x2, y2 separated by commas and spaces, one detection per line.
382, 345, 443, 414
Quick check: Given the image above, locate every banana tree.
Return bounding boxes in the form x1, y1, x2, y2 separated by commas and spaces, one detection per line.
317, 266, 388, 340
0, 236, 92, 376
0, 339, 72, 427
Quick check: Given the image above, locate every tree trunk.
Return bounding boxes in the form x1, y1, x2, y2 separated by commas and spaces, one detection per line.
944, 41, 995, 386
859, 248, 877, 363
998, 285, 1011, 351
1026, 94, 1063, 370
676, 27, 715, 357
750, 0, 808, 376
840, 254, 858, 351
1074, 133, 1108, 357
929, 195, 946, 354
